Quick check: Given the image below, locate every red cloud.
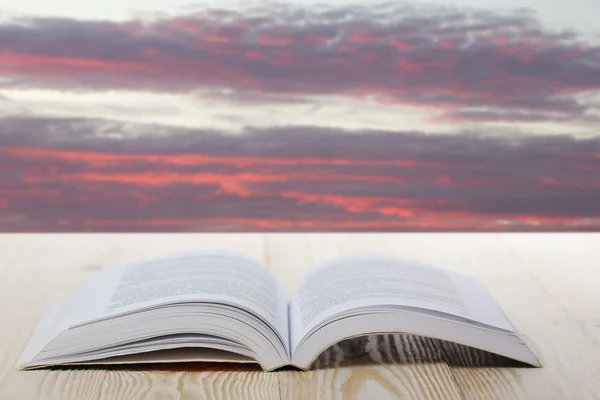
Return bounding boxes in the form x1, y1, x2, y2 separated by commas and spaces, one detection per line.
0, 3, 599, 122
2, 142, 600, 231
1, 116, 600, 232
78, 214, 597, 232
0, 146, 454, 169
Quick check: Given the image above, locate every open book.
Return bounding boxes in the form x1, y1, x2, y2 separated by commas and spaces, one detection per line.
18, 251, 541, 371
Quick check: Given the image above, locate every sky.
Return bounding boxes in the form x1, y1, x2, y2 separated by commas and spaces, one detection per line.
0, 0, 599, 231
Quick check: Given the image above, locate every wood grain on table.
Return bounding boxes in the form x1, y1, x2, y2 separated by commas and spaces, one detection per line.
0, 233, 599, 400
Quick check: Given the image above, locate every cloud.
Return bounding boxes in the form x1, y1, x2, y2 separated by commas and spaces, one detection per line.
1, 115, 599, 231
0, 92, 31, 116
1, 2, 599, 123
435, 108, 600, 124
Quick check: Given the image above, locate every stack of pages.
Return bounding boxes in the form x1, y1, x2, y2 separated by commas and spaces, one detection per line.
19, 252, 541, 371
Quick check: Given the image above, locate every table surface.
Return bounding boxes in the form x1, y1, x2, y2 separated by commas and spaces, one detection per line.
0, 233, 599, 400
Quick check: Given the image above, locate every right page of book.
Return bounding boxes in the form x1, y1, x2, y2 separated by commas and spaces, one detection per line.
288, 255, 514, 350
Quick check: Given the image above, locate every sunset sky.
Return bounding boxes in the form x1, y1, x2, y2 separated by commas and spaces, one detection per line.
1, 0, 599, 231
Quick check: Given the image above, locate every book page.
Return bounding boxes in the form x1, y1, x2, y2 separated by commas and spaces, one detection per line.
61, 252, 289, 342
289, 255, 513, 349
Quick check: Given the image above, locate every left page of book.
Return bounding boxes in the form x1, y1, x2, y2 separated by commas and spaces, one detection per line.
40, 252, 289, 353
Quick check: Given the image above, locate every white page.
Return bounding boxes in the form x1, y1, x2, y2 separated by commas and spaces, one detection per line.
289, 255, 513, 349
61, 251, 289, 345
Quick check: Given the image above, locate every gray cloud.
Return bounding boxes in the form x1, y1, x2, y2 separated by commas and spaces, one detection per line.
1, 115, 599, 231
0, 2, 599, 123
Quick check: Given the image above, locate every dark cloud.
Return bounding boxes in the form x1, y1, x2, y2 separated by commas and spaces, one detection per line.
1, 115, 599, 231
0, 2, 599, 123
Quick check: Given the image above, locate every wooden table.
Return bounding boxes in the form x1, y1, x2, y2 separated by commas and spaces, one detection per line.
1, 233, 599, 399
